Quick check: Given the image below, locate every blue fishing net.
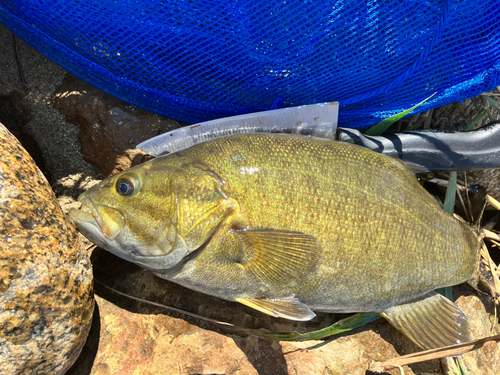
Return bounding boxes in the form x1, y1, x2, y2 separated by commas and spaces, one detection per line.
1, 0, 499, 128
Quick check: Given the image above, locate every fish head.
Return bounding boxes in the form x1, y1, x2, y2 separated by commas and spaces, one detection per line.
69, 158, 237, 271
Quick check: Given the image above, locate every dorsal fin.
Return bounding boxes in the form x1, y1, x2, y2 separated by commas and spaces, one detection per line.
404, 160, 431, 175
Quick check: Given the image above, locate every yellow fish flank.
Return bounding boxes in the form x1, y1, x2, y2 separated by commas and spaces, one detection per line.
69, 133, 481, 350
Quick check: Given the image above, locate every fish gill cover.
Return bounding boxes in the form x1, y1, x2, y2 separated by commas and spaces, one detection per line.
0, 0, 499, 127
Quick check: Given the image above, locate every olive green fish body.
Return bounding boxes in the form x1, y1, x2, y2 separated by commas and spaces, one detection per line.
157, 134, 479, 312
70, 133, 481, 349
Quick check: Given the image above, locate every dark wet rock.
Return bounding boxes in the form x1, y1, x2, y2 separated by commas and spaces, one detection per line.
0, 123, 94, 374
0, 92, 51, 180
467, 169, 500, 201
51, 74, 181, 177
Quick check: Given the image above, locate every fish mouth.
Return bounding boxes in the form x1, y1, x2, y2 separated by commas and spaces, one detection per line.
68, 197, 100, 232
69, 196, 125, 241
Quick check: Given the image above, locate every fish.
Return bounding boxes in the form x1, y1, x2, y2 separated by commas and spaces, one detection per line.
69, 133, 482, 350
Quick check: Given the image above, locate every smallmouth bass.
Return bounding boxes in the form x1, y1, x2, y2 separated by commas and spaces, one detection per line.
69, 133, 481, 350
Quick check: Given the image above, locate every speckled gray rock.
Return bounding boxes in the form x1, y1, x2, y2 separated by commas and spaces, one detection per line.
0, 122, 94, 375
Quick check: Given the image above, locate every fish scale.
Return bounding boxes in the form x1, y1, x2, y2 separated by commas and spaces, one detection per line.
70, 133, 481, 350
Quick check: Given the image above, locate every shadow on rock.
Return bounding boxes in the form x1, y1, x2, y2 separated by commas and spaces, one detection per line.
88, 248, 372, 374
0, 92, 51, 180
233, 336, 289, 375
85, 247, 500, 375
90, 248, 340, 336
52, 172, 100, 200
65, 302, 101, 375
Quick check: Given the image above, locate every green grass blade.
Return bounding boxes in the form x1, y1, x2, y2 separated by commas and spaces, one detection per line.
455, 357, 469, 375
436, 286, 454, 300
366, 92, 437, 136
487, 96, 500, 110
437, 171, 457, 300
238, 312, 381, 341
463, 109, 487, 131
443, 171, 457, 215
479, 95, 494, 122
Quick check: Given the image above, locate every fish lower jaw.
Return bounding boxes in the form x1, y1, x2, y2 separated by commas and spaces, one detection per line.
68, 208, 99, 229
68, 207, 126, 259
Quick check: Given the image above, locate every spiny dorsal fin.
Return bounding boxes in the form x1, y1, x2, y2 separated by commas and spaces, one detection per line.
236, 297, 316, 321
231, 228, 321, 286
404, 160, 430, 175
380, 292, 471, 350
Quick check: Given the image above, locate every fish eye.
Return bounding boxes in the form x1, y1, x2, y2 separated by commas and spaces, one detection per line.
116, 176, 136, 196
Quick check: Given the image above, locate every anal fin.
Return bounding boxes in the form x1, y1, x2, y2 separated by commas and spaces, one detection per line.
380, 292, 471, 350
236, 297, 316, 321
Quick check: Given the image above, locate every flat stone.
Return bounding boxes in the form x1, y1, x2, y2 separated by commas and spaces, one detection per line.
0, 123, 94, 374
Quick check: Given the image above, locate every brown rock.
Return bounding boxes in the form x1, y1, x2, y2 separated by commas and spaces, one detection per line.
442, 288, 500, 375
282, 331, 411, 375
85, 296, 261, 375
0, 123, 94, 374
51, 75, 180, 178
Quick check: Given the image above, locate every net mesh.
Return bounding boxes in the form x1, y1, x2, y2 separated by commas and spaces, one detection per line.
1, 0, 499, 128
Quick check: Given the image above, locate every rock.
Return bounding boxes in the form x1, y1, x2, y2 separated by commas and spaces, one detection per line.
441, 287, 500, 375
51, 74, 181, 178
0, 123, 94, 375
0, 25, 97, 186
0, 92, 50, 179
282, 332, 406, 375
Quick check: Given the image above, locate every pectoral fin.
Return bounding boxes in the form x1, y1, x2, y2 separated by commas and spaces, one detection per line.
231, 228, 321, 286
236, 297, 316, 321
380, 292, 471, 350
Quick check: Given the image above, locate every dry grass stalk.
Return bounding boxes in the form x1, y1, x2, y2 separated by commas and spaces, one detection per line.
481, 194, 500, 303
483, 229, 500, 241
369, 334, 500, 373
480, 243, 500, 305
486, 194, 500, 210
